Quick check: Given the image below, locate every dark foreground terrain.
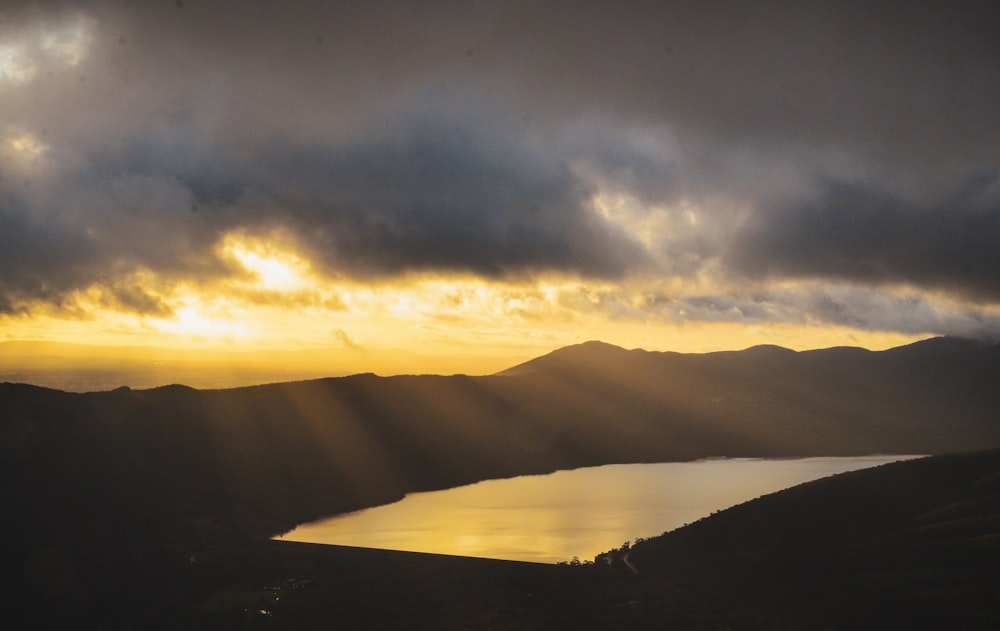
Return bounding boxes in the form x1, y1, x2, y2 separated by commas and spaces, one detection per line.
9, 448, 1000, 629
3, 337, 1000, 627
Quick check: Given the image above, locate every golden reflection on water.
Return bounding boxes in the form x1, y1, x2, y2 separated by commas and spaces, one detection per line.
277, 456, 921, 563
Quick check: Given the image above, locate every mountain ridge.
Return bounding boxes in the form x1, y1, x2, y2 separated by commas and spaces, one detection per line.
498, 335, 996, 377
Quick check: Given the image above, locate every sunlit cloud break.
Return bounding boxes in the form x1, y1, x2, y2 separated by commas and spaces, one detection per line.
0, 10, 93, 84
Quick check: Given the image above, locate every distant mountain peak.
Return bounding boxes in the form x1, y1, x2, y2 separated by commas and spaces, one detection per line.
568, 340, 627, 350
496, 340, 632, 376
741, 344, 797, 354
884, 336, 990, 356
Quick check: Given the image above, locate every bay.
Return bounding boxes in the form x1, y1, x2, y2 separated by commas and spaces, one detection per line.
277, 455, 922, 563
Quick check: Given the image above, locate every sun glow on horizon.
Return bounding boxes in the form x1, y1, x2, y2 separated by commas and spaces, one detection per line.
0, 231, 946, 375
0, 278, 931, 376
152, 304, 249, 341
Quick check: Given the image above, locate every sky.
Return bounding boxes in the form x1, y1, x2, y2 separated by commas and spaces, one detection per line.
2, 1, 999, 374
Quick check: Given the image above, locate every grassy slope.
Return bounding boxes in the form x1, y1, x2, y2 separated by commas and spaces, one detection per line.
626, 448, 1000, 629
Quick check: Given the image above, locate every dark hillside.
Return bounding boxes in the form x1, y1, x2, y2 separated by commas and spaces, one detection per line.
500, 336, 1000, 455
10, 449, 998, 629
625, 448, 1000, 628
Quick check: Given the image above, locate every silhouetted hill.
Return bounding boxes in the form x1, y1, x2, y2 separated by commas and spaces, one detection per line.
3, 336, 1000, 625
499, 339, 669, 377
881, 334, 993, 356
624, 447, 1000, 628
501, 336, 1000, 456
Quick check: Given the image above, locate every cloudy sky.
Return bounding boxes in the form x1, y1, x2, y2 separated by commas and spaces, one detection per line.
2, 1, 998, 371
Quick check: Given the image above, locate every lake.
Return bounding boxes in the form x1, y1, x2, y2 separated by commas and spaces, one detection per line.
277, 455, 922, 563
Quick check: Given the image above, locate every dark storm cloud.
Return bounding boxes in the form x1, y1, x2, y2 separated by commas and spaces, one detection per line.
0, 191, 102, 312
0, 108, 650, 312
135, 109, 649, 279
670, 287, 1000, 339
2, 0, 999, 322
729, 174, 1000, 301
246, 116, 648, 278
18, 0, 992, 161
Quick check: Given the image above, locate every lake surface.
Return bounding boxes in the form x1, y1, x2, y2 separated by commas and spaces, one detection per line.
277, 455, 922, 563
